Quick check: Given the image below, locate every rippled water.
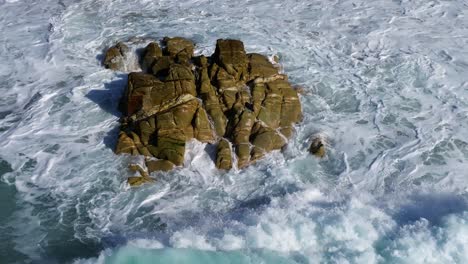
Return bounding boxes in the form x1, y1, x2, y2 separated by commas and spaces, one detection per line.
1, 0, 468, 263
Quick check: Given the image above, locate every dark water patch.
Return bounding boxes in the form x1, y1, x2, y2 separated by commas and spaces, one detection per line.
0, 110, 12, 120
0, 158, 29, 263
23, 92, 42, 110
394, 192, 468, 226
43, 144, 60, 154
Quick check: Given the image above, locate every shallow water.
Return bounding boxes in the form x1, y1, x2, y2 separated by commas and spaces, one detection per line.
1, 0, 468, 263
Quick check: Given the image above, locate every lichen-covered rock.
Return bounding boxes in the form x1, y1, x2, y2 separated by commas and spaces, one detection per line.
216, 138, 232, 170
104, 42, 129, 71
108, 37, 303, 177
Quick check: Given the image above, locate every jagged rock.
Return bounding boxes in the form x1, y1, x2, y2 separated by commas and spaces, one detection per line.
103, 42, 129, 71
142, 42, 162, 72
309, 137, 326, 158
106, 38, 303, 176
216, 138, 232, 170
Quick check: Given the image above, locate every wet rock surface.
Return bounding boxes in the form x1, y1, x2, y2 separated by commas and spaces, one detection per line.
106, 37, 303, 178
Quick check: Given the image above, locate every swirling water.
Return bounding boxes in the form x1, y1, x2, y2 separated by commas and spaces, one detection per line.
1, 0, 468, 263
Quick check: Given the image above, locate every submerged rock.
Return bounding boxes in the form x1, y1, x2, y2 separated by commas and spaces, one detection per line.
105, 38, 303, 175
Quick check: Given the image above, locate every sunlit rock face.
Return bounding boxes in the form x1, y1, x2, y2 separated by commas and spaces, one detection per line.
106, 37, 302, 175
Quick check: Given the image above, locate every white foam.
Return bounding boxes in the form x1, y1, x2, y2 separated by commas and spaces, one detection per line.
1, 0, 468, 262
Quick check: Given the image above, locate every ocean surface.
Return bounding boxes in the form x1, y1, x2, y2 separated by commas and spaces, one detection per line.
1, 0, 468, 263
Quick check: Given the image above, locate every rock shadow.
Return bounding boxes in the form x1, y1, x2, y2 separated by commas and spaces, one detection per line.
103, 125, 121, 150
86, 73, 128, 151
86, 73, 128, 117
393, 192, 468, 226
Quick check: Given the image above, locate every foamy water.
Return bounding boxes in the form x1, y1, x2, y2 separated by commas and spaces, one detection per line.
1, 0, 468, 263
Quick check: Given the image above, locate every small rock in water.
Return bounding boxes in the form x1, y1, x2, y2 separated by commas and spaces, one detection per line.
103, 37, 304, 177
309, 136, 326, 158
127, 163, 155, 187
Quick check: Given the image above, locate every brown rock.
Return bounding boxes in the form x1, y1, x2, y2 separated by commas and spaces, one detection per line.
146, 159, 175, 172
216, 138, 232, 170
127, 176, 155, 187
250, 124, 286, 161
115, 132, 139, 155
248, 53, 278, 80
257, 80, 284, 129
110, 38, 303, 174
193, 106, 215, 143
163, 37, 194, 59
213, 39, 248, 81
120, 72, 162, 116
103, 42, 129, 71
142, 42, 162, 72
309, 137, 326, 158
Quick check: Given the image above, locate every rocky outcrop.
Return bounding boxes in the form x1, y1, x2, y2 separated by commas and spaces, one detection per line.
106, 38, 302, 178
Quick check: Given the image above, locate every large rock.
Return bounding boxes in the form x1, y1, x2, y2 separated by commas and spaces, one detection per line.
107, 38, 303, 176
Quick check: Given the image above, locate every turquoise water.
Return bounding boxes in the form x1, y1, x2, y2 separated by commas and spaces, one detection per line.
1, 0, 468, 263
